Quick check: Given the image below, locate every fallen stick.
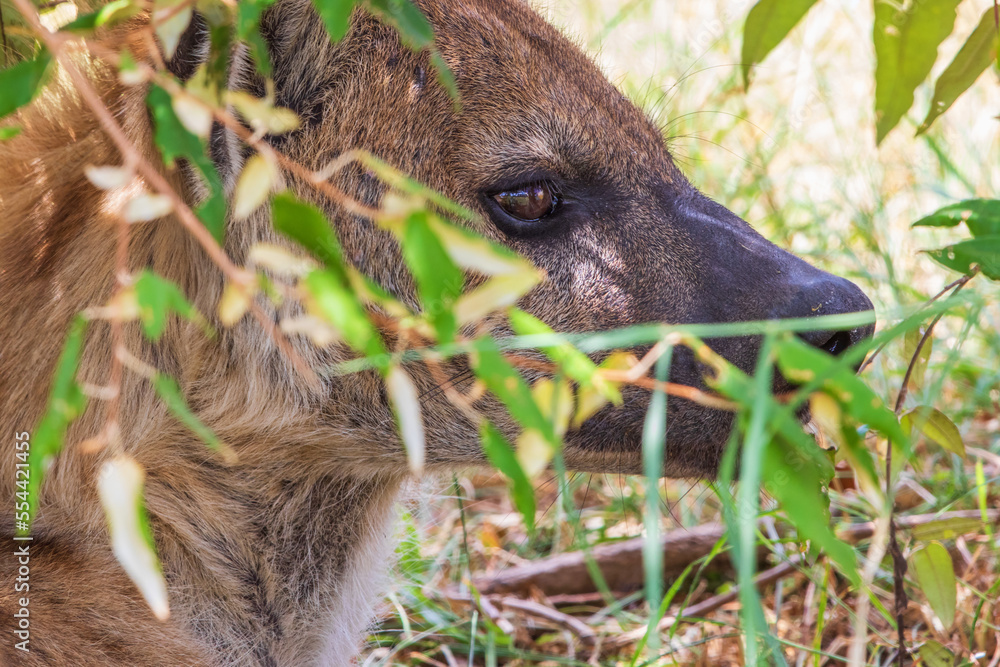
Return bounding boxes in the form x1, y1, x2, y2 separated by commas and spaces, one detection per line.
473, 522, 731, 596
497, 597, 597, 641
471, 510, 998, 597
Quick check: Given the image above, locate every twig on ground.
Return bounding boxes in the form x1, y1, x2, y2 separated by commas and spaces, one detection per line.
498, 597, 597, 641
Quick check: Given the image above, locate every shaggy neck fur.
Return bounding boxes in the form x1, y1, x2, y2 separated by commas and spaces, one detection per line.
149, 464, 402, 666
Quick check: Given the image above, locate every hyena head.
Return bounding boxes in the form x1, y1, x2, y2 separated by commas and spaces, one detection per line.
180, 0, 874, 478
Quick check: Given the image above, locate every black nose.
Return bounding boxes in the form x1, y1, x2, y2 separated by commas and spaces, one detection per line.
777, 275, 876, 358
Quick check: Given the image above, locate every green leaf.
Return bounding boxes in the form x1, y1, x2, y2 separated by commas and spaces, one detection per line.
480, 421, 536, 533
910, 542, 957, 628
902, 327, 931, 390
508, 308, 620, 403
134, 270, 210, 340
237, 0, 278, 75
25, 315, 89, 533
0, 126, 22, 141
63, 0, 140, 31
205, 21, 235, 98
741, 0, 819, 87
401, 212, 463, 343
901, 406, 965, 457
152, 373, 236, 463
368, 0, 433, 48
430, 50, 460, 105
873, 0, 962, 145
312, 0, 358, 43
271, 192, 388, 361
641, 347, 671, 626
774, 336, 907, 446
917, 640, 954, 667
912, 198, 1000, 237
919, 9, 1000, 134
910, 516, 985, 541
470, 339, 556, 444
762, 435, 859, 584
926, 235, 1000, 280
146, 86, 226, 243
303, 269, 388, 361
271, 191, 347, 272
0, 51, 53, 120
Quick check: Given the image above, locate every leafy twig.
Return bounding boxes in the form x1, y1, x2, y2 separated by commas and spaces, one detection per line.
883, 267, 978, 666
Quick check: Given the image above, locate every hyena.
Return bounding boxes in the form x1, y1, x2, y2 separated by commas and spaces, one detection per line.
0, 0, 874, 664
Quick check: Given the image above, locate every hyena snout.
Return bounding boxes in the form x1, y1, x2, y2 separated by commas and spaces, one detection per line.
774, 273, 876, 360
677, 194, 875, 373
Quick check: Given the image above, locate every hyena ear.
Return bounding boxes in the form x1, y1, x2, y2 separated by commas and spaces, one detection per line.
164, 13, 211, 82
160, 12, 246, 188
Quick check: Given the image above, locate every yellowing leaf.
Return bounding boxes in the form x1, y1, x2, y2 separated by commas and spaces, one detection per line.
153, 0, 193, 61
386, 365, 425, 476
903, 328, 931, 390
574, 351, 634, 427
118, 51, 146, 86
515, 429, 552, 479
218, 282, 253, 326
573, 384, 609, 428
280, 315, 340, 347
379, 192, 423, 223
901, 406, 965, 457
124, 193, 173, 223
910, 541, 957, 629
84, 164, 133, 190
233, 155, 277, 220
532, 377, 573, 439
454, 271, 542, 326
39, 2, 78, 31
171, 92, 212, 138
97, 456, 169, 620
809, 391, 842, 440
426, 216, 532, 275
509, 308, 618, 399
249, 243, 316, 277
226, 91, 300, 135
109, 287, 141, 322
910, 516, 985, 542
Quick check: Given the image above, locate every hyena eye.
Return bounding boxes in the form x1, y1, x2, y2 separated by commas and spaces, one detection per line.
492, 181, 557, 221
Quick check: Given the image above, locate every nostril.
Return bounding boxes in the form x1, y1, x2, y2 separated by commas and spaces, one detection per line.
796, 329, 855, 357
818, 330, 853, 356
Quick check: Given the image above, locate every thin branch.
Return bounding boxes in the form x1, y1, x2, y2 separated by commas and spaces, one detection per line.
859, 271, 976, 373
10, 0, 252, 288
882, 267, 977, 667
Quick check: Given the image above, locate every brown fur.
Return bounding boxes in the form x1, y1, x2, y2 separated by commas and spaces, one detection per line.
1, 1, 874, 664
